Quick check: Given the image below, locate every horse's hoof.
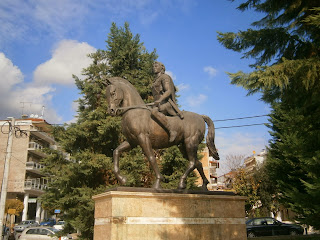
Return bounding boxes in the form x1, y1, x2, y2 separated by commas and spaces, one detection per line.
152, 181, 162, 189
202, 185, 209, 191
178, 182, 186, 190
118, 175, 127, 185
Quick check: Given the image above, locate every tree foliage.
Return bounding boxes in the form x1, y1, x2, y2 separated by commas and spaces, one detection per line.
252, 163, 280, 217
5, 199, 24, 216
218, 0, 320, 228
232, 168, 260, 216
228, 158, 279, 218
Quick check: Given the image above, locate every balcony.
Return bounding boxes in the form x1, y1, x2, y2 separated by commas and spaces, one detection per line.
30, 125, 55, 144
26, 161, 45, 175
28, 142, 47, 158
24, 178, 47, 194
209, 160, 219, 168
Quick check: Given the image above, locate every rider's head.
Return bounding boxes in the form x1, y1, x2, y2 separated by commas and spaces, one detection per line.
153, 61, 165, 74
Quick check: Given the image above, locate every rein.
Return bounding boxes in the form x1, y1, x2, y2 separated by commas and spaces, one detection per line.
114, 103, 155, 115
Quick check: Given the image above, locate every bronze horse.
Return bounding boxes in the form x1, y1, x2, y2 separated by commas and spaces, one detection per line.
105, 77, 219, 190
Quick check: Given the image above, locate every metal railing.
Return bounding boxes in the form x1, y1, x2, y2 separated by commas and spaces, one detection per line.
24, 178, 47, 191
26, 161, 45, 171
28, 142, 44, 150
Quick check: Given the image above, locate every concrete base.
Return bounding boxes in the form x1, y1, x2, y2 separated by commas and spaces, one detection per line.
93, 187, 247, 240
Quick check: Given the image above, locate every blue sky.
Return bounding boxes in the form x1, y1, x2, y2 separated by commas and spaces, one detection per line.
0, 0, 270, 170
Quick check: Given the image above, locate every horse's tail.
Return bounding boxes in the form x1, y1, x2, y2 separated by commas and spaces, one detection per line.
202, 115, 220, 160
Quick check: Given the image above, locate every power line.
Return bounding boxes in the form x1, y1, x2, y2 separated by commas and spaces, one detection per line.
46, 122, 270, 131
215, 123, 267, 129
213, 114, 269, 122
10, 155, 29, 166
13, 114, 270, 132
46, 114, 270, 125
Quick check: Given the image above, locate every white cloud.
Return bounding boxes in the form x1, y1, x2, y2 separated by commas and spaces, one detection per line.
0, 39, 95, 122
0, 53, 24, 91
33, 0, 89, 38
203, 66, 217, 78
102, 0, 196, 24
165, 70, 176, 81
0, 0, 88, 46
0, 52, 59, 121
0, 0, 199, 46
186, 94, 208, 107
33, 40, 96, 85
71, 101, 79, 112
176, 83, 190, 92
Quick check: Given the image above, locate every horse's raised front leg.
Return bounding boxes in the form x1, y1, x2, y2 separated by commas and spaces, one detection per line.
137, 133, 163, 189
113, 141, 131, 185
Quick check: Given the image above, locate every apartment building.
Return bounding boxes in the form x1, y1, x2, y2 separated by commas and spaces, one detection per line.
0, 117, 56, 223
196, 147, 220, 190
244, 149, 267, 174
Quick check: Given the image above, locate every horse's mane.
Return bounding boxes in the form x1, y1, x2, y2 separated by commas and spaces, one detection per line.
107, 77, 145, 104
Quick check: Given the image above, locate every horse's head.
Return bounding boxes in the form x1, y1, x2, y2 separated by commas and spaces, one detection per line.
103, 76, 145, 115
105, 84, 124, 116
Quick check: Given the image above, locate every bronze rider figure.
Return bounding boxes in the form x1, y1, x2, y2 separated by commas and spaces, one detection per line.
151, 61, 184, 142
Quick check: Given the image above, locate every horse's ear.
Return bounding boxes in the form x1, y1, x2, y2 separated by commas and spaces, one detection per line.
102, 76, 112, 86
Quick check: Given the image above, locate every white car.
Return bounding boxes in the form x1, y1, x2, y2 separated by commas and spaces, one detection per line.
13, 220, 39, 233
18, 226, 72, 240
53, 220, 65, 230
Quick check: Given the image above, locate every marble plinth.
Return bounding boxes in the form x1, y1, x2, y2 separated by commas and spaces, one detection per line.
93, 187, 246, 240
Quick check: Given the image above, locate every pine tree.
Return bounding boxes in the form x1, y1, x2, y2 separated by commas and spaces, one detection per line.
218, 1, 320, 228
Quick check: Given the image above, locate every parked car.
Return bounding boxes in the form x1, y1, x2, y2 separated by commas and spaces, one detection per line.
39, 219, 56, 227
13, 220, 39, 233
18, 226, 72, 240
246, 217, 304, 238
53, 220, 65, 230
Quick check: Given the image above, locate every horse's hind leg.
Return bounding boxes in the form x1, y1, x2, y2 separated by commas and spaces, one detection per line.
195, 160, 209, 191
113, 141, 131, 185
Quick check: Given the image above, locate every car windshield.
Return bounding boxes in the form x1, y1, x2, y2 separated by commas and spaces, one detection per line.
20, 221, 32, 225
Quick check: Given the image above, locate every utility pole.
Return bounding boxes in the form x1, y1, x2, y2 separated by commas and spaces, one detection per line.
0, 117, 15, 239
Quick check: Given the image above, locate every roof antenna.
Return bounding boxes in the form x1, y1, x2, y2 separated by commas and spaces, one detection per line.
20, 102, 32, 118
40, 106, 45, 119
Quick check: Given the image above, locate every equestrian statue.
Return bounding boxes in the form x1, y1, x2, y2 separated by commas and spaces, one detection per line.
104, 61, 220, 190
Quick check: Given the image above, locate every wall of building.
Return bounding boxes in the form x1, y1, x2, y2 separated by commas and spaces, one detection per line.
0, 119, 54, 223
9, 124, 30, 193
196, 147, 219, 190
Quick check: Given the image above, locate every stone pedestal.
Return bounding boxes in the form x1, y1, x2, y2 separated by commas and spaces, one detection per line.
93, 187, 246, 240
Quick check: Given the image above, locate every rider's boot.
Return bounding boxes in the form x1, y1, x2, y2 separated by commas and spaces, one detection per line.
151, 109, 177, 142
169, 129, 177, 142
